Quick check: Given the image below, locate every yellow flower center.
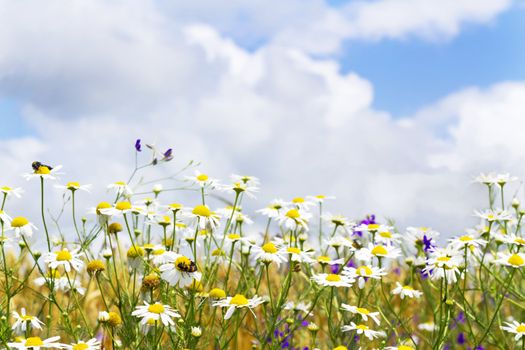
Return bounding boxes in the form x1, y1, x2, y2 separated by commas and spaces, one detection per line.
317, 256, 330, 263
1, 186, 12, 192
333, 347, 348, 350
356, 324, 369, 331
115, 201, 132, 211
371, 245, 388, 256
262, 242, 278, 254
25, 337, 44, 346
35, 166, 50, 175
212, 248, 225, 256
197, 174, 209, 181
402, 285, 414, 290
517, 324, 525, 333
325, 274, 341, 282
287, 247, 301, 254
367, 224, 380, 230
152, 249, 165, 256
356, 266, 373, 276
127, 246, 144, 258
398, 346, 414, 350
230, 294, 249, 306
96, 202, 111, 214
11, 217, 29, 227
192, 205, 211, 217
169, 203, 183, 210
66, 181, 80, 189
56, 250, 72, 261
21, 315, 33, 321
459, 235, 473, 242
437, 256, 451, 262
209, 288, 226, 298
508, 254, 524, 266
72, 343, 89, 350
292, 197, 305, 203
147, 303, 165, 314
356, 307, 370, 315
515, 238, 525, 245
285, 209, 300, 219
227, 233, 241, 240
379, 231, 392, 238
48, 269, 61, 278
316, 195, 326, 199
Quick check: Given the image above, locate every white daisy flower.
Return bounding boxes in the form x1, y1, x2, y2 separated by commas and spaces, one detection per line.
316, 255, 344, 266
284, 246, 315, 263
212, 294, 265, 320
7, 336, 63, 349
356, 243, 401, 261
404, 227, 440, 246
8, 216, 37, 237
186, 170, 217, 188
353, 223, 392, 235
11, 308, 44, 333
191, 326, 202, 337
288, 197, 314, 210
322, 213, 354, 231
448, 234, 487, 251
474, 209, 513, 222
474, 173, 499, 185
341, 304, 380, 325
502, 234, 525, 248
327, 235, 356, 250
277, 208, 311, 230
55, 181, 91, 193
391, 282, 423, 299
501, 320, 525, 341
132, 301, 181, 327
341, 322, 385, 340
494, 252, 525, 268
159, 254, 201, 287
257, 199, 285, 219
44, 249, 84, 272
100, 201, 144, 217
418, 322, 437, 331
343, 265, 387, 289
306, 194, 335, 204
252, 242, 287, 266
374, 229, 402, 245
148, 245, 178, 266
107, 181, 133, 196
185, 205, 221, 231
23, 164, 63, 181
63, 338, 101, 350
311, 273, 354, 288
0, 210, 12, 226
284, 301, 312, 316
230, 174, 260, 187
220, 181, 258, 199
0, 186, 24, 198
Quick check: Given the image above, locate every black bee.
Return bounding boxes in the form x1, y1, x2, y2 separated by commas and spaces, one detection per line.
32, 161, 53, 172
177, 259, 198, 273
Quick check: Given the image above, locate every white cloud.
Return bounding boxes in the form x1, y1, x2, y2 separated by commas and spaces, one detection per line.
0, 0, 521, 241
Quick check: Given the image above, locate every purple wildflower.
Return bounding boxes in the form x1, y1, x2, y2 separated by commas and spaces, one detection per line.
135, 139, 142, 152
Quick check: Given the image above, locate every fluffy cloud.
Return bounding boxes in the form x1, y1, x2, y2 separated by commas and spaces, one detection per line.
0, 0, 521, 240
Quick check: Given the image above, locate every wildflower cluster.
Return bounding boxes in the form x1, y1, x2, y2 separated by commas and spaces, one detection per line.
0, 145, 524, 349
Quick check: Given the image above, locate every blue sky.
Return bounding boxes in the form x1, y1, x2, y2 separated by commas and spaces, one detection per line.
338, 6, 525, 116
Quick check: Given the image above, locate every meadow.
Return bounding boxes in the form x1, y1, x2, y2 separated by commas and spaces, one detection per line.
0, 141, 524, 349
